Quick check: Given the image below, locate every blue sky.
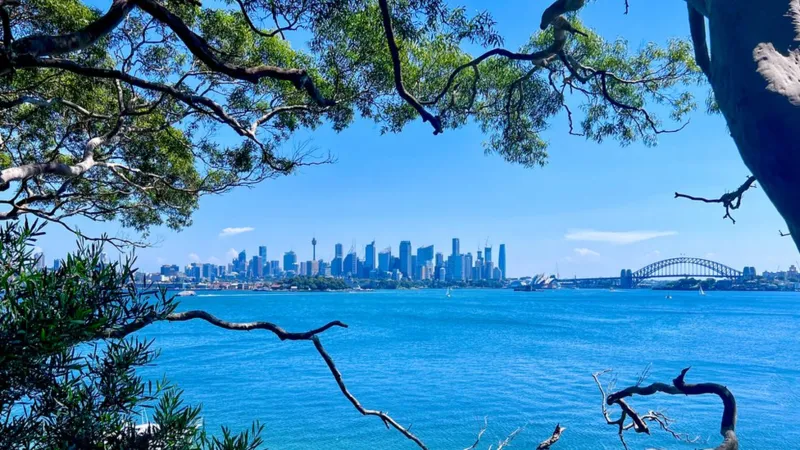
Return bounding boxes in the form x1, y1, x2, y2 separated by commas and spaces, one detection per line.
33, 0, 800, 278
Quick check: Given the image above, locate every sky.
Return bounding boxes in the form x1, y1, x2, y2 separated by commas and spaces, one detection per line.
31, 0, 800, 278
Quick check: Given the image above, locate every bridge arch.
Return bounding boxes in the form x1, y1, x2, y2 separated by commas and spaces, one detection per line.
631, 257, 742, 282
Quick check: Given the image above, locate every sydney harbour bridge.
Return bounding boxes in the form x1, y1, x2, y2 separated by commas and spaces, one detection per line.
556, 256, 744, 288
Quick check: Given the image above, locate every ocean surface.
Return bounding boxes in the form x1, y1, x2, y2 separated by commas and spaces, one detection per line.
137, 289, 800, 449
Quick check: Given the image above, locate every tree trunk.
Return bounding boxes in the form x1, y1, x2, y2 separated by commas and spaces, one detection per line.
707, 0, 800, 251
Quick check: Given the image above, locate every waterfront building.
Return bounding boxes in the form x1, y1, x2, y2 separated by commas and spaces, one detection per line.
283, 251, 298, 275
378, 248, 392, 273
399, 241, 412, 279
250, 256, 263, 278
331, 256, 343, 277
343, 252, 357, 276
492, 266, 502, 280
161, 264, 180, 277
365, 241, 377, 272
499, 244, 506, 280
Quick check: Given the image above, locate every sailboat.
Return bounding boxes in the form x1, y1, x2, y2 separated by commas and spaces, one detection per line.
446, 287, 452, 298
699, 285, 706, 296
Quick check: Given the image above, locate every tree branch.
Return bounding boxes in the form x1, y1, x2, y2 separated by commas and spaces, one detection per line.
536, 423, 565, 449
311, 335, 429, 450
675, 175, 757, 224
377, 0, 442, 134
603, 367, 737, 450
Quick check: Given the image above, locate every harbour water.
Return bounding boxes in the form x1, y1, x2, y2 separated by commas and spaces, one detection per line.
137, 289, 800, 449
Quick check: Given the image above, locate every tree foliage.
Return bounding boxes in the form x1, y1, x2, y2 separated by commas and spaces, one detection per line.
0, 220, 265, 449
0, 0, 702, 244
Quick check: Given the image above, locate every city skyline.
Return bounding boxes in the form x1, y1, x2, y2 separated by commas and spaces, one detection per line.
164, 236, 508, 282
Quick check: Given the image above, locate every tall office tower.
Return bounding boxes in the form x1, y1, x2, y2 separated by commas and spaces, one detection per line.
312, 237, 317, 260
259, 245, 267, 262
218, 265, 227, 277
343, 252, 357, 276
299, 261, 307, 276
435, 252, 444, 267
331, 256, 343, 277
365, 241, 377, 271
498, 244, 507, 279
378, 248, 392, 273
270, 260, 280, 275
250, 256, 263, 278
335, 243, 343, 258
485, 246, 492, 264
399, 241, 412, 279
237, 250, 247, 273
464, 252, 473, 280
417, 245, 434, 266
283, 251, 298, 274
452, 238, 460, 257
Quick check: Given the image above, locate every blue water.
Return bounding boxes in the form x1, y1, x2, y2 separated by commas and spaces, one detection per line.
137, 289, 800, 449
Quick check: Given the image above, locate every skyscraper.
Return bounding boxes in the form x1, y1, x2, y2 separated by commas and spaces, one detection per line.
312, 237, 317, 260
237, 250, 247, 273
378, 248, 392, 273
485, 246, 492, 264
283, 251, 298, 274
452, 238, 460, 257
464, 252, 473, 280
343, 252, 357, 276
365, 241, 376, 271
335, 243, 343, 258
399, 241, 412, 279
250, 256, 263, 278
498, 244, 507, 279
259, 245, 267, 262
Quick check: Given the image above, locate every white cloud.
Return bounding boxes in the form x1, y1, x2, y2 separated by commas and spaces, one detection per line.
219, 227, 255, 237
188, 253, 201, 263
207, 256, 222, 264
565, 229, 677, 245
226, 248, 239, 259
574, 247, 600, 257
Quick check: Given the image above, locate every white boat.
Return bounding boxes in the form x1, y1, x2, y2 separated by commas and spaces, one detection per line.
446, 287, 452, 298
665, 294, 673, 299
699, 285, 706, 296
176, 290, 196, 297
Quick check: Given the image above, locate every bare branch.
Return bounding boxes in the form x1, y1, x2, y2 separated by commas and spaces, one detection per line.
463, 417, 488, 450
536, 424, 565, 450
675, 175, 757, 224
601, 367, 737, 450
106, 309, 347, 340
311, 336, 429, 450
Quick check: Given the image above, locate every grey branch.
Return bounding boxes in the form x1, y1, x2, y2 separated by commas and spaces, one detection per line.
312, 336, 429, 449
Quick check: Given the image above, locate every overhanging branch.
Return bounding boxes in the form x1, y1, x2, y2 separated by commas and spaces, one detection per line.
675, 175, 757, 224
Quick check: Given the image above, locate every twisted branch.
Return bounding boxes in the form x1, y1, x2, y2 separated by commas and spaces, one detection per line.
599, 367, 736, 450
675, 176, 757, 224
